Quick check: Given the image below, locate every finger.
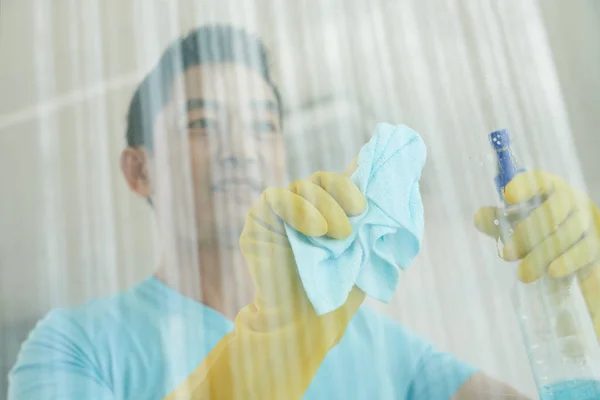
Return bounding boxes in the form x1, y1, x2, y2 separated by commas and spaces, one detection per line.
503, 170, 556, 205
241, 237, 295, 268
288, 179, 351, 239
246, 196, 287, 235
240, 216, 294, 267
547, 232, 600, 278
503, 189, 579, 259
473, 206, 501, 238
309, 171, 366, 216
262, 187, 328, 237
343, 156, 359, 177
240, 215, 290, 247
515, 212, 589, 282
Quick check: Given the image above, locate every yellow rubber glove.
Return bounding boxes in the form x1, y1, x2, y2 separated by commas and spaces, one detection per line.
474, 170, 600, 339
165, 165, 367, 400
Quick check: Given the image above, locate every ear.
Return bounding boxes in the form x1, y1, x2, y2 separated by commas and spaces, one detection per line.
120, 147, 152, 197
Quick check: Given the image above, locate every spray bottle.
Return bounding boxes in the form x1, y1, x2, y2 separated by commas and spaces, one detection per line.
490, 129, 600, 399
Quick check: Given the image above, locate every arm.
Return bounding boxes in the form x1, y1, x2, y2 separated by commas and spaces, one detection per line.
165, 289, 364, 400
166, 169, 367, 399
452, 373, 531, 400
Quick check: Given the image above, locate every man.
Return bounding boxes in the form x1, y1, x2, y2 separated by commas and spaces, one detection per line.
9, 25, 600, 399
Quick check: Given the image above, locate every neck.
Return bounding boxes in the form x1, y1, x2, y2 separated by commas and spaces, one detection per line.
155, 242, 254, 320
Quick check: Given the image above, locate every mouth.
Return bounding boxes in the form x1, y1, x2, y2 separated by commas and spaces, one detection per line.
211, 179, 264, 193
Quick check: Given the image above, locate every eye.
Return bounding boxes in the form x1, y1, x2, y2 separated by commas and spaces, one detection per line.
188, 119, 220, 133
252, 121, 277, 135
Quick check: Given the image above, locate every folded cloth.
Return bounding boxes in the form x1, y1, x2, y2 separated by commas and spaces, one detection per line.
285, 123, 427, 316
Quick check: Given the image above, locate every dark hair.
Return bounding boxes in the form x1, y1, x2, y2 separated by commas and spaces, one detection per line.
125, 25, 282, 150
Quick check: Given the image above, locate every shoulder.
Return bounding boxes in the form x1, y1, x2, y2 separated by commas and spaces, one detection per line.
19, 279, 153, 355
49, 289, 144, 339
8, 286, 151, 399
10, 280, 154, 376
339, 307, 477, 398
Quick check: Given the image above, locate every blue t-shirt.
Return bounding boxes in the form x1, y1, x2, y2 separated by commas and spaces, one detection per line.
9, 277, 476, 399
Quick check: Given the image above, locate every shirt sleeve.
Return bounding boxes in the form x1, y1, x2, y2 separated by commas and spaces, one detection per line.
8, 310, 114, 400
407, 346, 478, 400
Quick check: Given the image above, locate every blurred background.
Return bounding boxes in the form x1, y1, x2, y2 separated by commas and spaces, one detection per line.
1, 0, 599, 397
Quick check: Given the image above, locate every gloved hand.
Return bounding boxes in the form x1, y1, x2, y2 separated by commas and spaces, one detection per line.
240, 168, 366, 314
474, 170, 600, 339
166, 162, 367, 400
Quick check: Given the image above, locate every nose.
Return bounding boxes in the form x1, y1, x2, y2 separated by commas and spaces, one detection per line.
216, 115, 257, 170
219, 156, 252, 169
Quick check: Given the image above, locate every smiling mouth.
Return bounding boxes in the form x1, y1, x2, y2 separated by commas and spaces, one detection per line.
211, 179, 263, 193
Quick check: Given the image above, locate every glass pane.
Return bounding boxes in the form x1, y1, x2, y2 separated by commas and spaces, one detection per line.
2, 1, 600, 398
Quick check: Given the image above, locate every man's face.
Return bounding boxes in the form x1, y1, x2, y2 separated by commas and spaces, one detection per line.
150, 63, 286, 248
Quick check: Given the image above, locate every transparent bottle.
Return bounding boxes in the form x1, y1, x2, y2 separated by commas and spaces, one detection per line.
490, 129, 600, 400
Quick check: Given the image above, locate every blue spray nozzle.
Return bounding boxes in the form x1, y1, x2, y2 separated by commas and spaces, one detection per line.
490, 129, 524, 199
490, 129, 511, 150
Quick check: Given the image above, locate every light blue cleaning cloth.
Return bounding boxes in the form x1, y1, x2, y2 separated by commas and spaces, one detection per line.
285, 123, 427, 316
